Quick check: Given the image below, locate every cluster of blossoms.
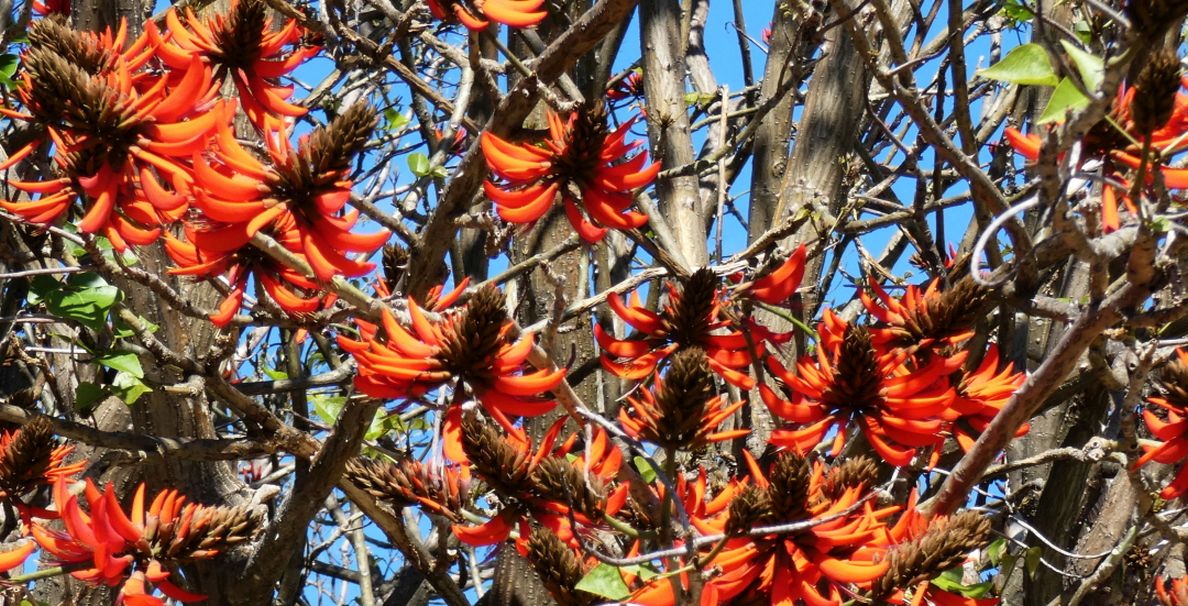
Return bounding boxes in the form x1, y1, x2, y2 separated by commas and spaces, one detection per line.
0, 418, 254, 604
482, 103, 658, 243
1, 1, 388, 327
1137, 348, 1188, 498
336, 244, 1014, 605
1004, 49, 1188, 233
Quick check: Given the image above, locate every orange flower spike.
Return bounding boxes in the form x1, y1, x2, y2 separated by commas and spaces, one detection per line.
155, 0, 318, 131
1157, 576, 1188, 606
1138, 348, 1188, 499
483, 104, 654, 243
0, 541, 35, 573
741, 244, 808, 305
427, 0, 546, 30
765, 318, 957, 466
342, 286, 563, 456
599, 269, 758, 389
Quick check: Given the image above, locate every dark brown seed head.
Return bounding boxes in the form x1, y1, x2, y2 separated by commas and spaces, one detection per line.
666, 269, 719, 347
438, 286, 507, 389
726, 484, 772, 536
526, 528, 594, 606
22, 48, 125, 137
382, 244, 409, 289
1127, 0, 1188, 37
826, 325, 884, 414
872, 511, 992, 598
919, 277, 988, 341
767, 453, 811, 520
461, 414, 529, 496
1157, 355, 1188, 409
532, 457, 604, 519
1133, 49, 1183, 135
650, 348, 718, 449
214, 0, 269, 70
304, 101, 378, 179
344, 456, 463, 521
819, 456, 880, 502
28, 16, 112, 75
0, 417, 56, 498
555, 103, 610, 185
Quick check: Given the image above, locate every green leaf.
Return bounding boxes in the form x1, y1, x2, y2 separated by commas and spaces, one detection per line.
0, 54, 18, 83
312, 394, 347, 425
262, 367, 288, 381
408, 153, 432, 177
931, 569, 993, 598
987, 537, 1006, 566
1024, 546, 1042, 578
98, 352, 144, 378
575, 563, 630, 600
1037, 77, 1091, 123
112, 313, 158, 339
978, 44, 1059, 86
112, 372, 151, 404
364, 410, 389, 441
1059, 40, 1104, 91
30, 272, 120, 331
999, 0, 1034, 24
383, 108, 410, 132
634, 456, 657, 484
75, 382, 106, 410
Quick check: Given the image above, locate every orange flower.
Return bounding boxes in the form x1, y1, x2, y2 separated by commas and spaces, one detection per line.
0, 540, 35, 573
481, 105, 656, 242
1, 37, 224, 250
187, 103, 388, 284
947, 345, 1027, 452
735, 244, 808, 306
163, 222, 327, 326
32, 479, 254, 603
700, 452, 892, 606
1003, 50, 1187, 232
1137, 348, 1188, 499
860, 277, 987, 355
148, 0, 319, 131
597, 269, 759, 389
618, 348, 749, 450
452, 416, 626, 547
1157, 576, 1188, 605
761, 312, 963, 466
0, 417, 86, 521
338, 286, 564, 462
427, 0, 547, 30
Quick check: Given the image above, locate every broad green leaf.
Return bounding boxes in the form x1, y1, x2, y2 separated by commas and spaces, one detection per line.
312, 394, 347, 425
112, 313, 158, 339
30, 272, 121, 330
112, 372, 151, 404
634, 455, 657, 484
0, 54, 18, 84
978, 44, 1059, 86
931, 569, 994, 598
987, 537, 1006, 566
1024, 546, 1042, 578
262, 367, 288, 380
1059, 40, 1103, 91
98, 352, 144, 378
75, 382, 106, 410
575, 563, 631, 600
408, 153, 432, 177
1037, 77, 1091, 123
364, 410, 389, 441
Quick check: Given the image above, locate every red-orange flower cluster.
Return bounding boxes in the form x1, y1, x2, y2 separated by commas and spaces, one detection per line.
1158, 575, 1188, 605
339, 286, 564, 462
167, 103, 387, 325
598, 268, 759, 389
451, 415, 626, 548
1138, 348, 1188, 499
1003, 50, 1187, 232
31, 479, 255, 605
482, 106, 657, 242
427, 0, 547, 30
147, 0, 318, 131
761, 276, 1025, 466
